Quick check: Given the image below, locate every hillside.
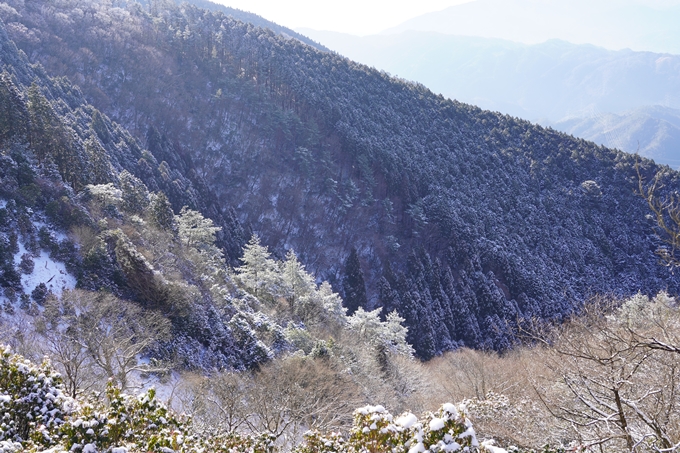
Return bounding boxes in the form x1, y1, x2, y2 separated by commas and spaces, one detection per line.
0, 0, 679, 359
0, 20, 285, 370
298, 29, 680, 166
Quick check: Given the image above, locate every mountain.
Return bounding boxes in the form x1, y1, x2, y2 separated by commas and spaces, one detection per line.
0, 23, 269, 370
1, 0, 679, 359
549, 106, 680, 167
299, 29, 680, 166
383, 0, 680, 54
139, 0, 328, 51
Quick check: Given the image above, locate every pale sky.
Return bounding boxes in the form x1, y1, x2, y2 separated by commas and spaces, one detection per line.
210, 0, 474, 35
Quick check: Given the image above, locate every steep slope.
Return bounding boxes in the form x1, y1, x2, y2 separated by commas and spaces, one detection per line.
0, 22, 289, 370
1, 0, 679, 358
384, 0, 680, 54
297, 30, 680, 166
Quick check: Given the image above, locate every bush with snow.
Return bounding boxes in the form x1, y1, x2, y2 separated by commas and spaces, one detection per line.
0, 346, 73, 447
295, 403, 494, 453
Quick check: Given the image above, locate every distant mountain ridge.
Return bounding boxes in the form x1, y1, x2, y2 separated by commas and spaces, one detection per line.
383, 0, 680, 54
2, 0, 679, 358
549, 106, 680, 167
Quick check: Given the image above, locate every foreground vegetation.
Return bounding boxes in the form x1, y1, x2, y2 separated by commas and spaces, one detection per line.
0, 344, 488, 453
2, 290, 679, 453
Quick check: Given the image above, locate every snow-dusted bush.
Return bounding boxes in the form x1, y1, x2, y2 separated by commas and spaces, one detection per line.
295, 403, 489, 453
0, 347, 275, 453
0, 346, 73, 446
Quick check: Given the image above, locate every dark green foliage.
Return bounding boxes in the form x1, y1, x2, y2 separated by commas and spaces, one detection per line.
18, 253, 33, 274
342, 248, 367, 316
119, 170, 150, 213
150, 191, 177, 233
0, 72, 27, 146
31, 282, 48, 305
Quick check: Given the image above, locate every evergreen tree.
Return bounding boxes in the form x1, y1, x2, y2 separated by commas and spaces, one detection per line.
149, 192, 177, 234
119, 170, 150, 214
0, 72, 27, 146
91, 109, 111, 144
31, 282, 49, 305
235, 235, 283, 300
342, 248, 367, 316
26, 83, 54, 165
84, 135, 113, 185
281, 249, 314, 309
26, 83, 80, 187
177, 206, 221, 249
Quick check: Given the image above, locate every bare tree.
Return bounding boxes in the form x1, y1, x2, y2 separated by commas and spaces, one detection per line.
244, 355, 362, 446
190, 372, 252, 435
425, 348, 517, 402
533, 295, 680, 452
39, 289, 171, 392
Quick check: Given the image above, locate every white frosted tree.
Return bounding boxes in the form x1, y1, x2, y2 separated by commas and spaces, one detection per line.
282, 249, 315, 309
348, 307, 414, 357
177, 206, 221, 250
235, 235, 284, 300
296, 281, 347, 331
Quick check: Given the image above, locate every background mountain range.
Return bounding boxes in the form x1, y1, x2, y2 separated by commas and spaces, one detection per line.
383, 0, 680, 53
299, 0, 680, 168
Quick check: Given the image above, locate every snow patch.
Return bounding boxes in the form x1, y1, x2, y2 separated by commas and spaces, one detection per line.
481, 440, 507, 453
395, 412, 418, 429
18, 248, 76, 297
429, 417, 445, 431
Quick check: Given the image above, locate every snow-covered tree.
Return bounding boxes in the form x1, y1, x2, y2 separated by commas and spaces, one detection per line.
119, 170, 150, 214
177, 206, 221, 250
347, 307, 414, 357
281, 249, 315, 309
235, 235, 284, 300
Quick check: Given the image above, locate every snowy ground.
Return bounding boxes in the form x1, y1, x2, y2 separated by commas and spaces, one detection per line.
0, 214, 77, 307
14, 241, 77, 297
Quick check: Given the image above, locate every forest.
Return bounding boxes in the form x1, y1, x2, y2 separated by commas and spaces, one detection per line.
0, 0, 679, 451
1, 0, 678, 357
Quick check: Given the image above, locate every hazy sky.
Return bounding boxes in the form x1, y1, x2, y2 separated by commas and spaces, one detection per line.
211, 0, 474, 35
210, 0, 680, 36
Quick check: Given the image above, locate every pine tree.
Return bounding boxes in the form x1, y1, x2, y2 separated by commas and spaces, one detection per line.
84, 135, 113, 185
149, 192, 177, 234
91, 109, 111, 144
235, 235, 283, 300
342, 248, 367, 316
177, 206, 221, 249
0, 72, 28, 146
281, 249, 314, 309
119, 170, 150, 214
